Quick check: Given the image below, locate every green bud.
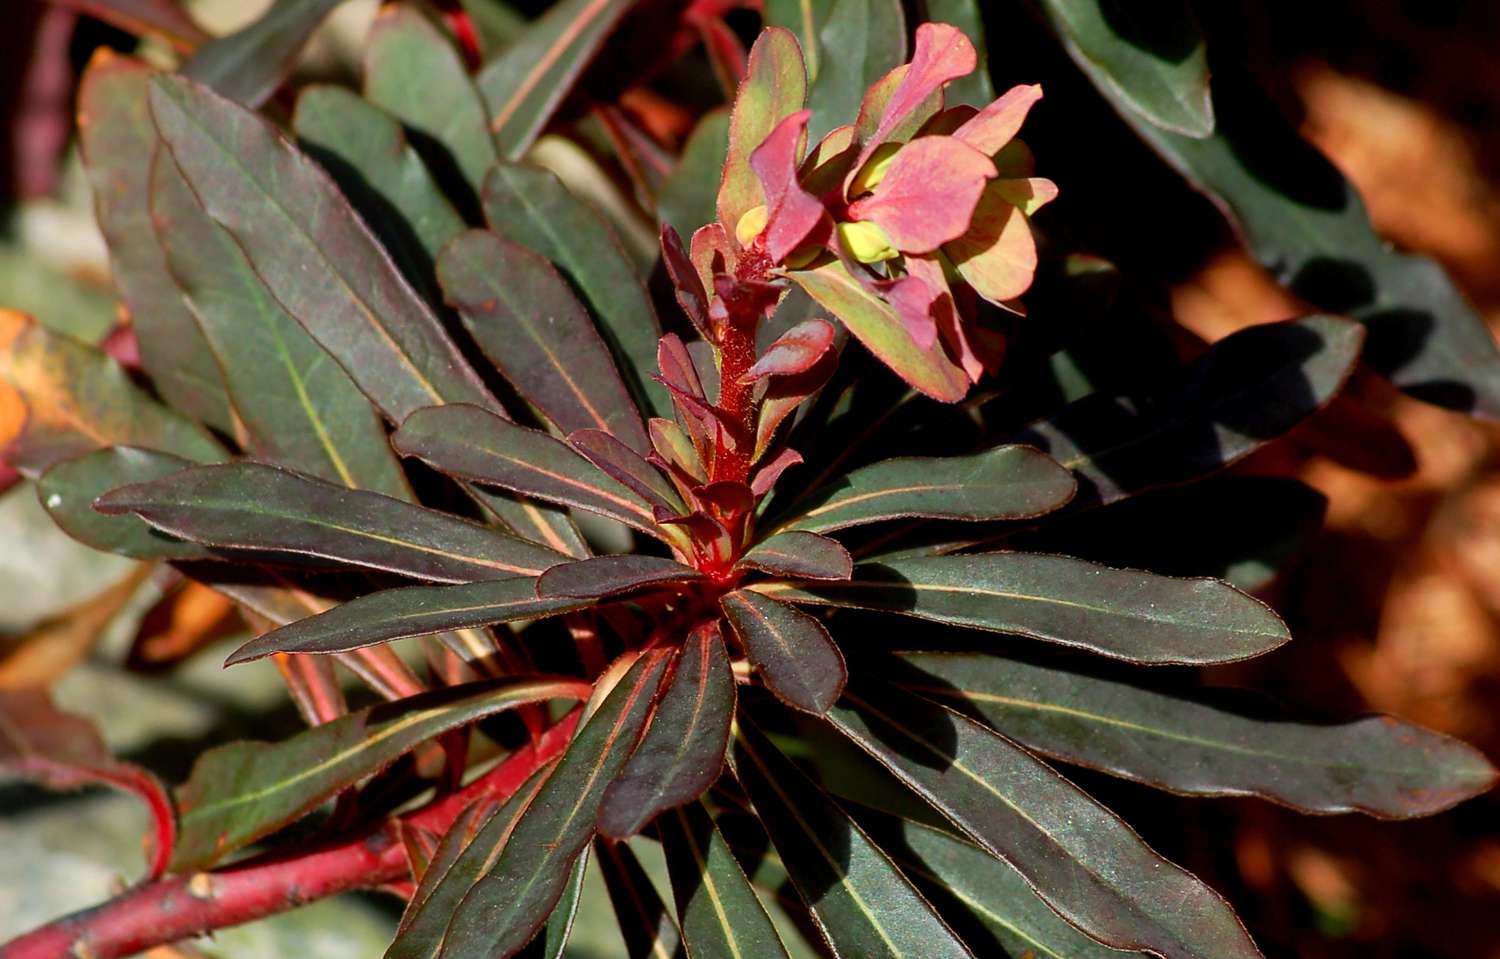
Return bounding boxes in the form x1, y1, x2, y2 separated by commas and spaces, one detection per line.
838, 220, 899, 264
847, 142, 902, 197
735, 205, 769, 247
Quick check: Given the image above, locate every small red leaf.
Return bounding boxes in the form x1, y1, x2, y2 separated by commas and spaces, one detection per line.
954, 84, 1043, 155
874, 273, 940, 350
661, 225, 711, 337
750, 446, 803, 493
741, 319, 836, 382
848, 136, 995, 253
748, 109, 827, 263
859, 23, 976, 164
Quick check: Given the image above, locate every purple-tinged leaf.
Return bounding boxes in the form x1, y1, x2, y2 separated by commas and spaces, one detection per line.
39, 447, 210, 560
737, 530, 852, 581
537, 556, 704, 601
718, 26, 809, 235
759, 553, 1289, 666
476, 0, 637, 157
435, 651, 670, 958
0, 689, 175, 879
728, 719, 975, 959
364, 4, 497, 191
438, 230, 649, 453
146, 72, 499, 424
658, 333, 706, 399
776, 444, 1075, 534
750, 446, 803, 493
599, 621, 735, 838
390, 796, 518, 956
754, 347, 839, 460
227, 578, 589, 664
742, 319, 836, 382
658, 801, 792, 959
172, 676, 587, 871
649, 418, 707, 485
570, 428, 687, 515
900, 652, 1499, 818
848, 136, 995, 253
828, 682, 1263, 959
721, 589, 845, 714
662, 224, 711, 337
395, 404, 657, 535
182, 0, 343, 107
95, 463, 562, 583
953, 83, 1043, 155
77, 52, 232, 433
749, 109, 826, 262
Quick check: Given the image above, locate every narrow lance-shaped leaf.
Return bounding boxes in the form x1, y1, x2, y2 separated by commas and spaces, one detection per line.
659, 801, 792, 959
737, 530, 852, 581
77, 52, 232, 433
292, 85, 467, 270
897, 651, 1499, 818
95, 463, 563, 584
728, 718, 976, 959
476, 0, 637, 157
40, 447, 210, 559
438, 230, 649, 452
757, 552, 1289, 665
433, 651, 670, 959
146, 72, 499, 424
853, 809, 1134, 959
804, 0, 906, 143
600, 621, 736, 838
596, 837, 685, 959
0, 310, 223, 475
538, 556, 704, 601
227, 578, 592, 664
182, 0, 344, 107
1013, 315, 1364, 511
364, 5, 498, 192
570, 428, 688, 515
539, 849, 590, 959
172, 676, 588, 871
1123, 72, 1500, 419
149, 150, 411, 498
1037, 0, 1213, 138
721, 589, 846, 715
395, 404, 657, 533
719, 27, 809, 233
828, 682, 1263, 959
0, 689, 176, 880
774, 445, 1076, 534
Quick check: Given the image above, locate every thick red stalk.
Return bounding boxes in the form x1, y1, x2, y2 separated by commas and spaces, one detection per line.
0, 711, 581, 959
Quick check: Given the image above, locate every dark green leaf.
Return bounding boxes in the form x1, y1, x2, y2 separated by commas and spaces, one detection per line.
898, 651, 1499, 818
1124, 72, 1500, 418
658, 110, 729, 242
149, 151, 410, 498
721, 589, 846, 714
292, 85, 467, 265
659, 801, 791, 959
599, 621, 735, 838
95, 462, 562, 583
364, 4, 499, 191
227, 577, 589, 664
173, 676, 588, 871
482, 162, 665, 418
395, 404, 656, 533
388, 769, 554, 959
758, 552, 1288, 665
537, 556, 703, 600
925, 0, 994, 108
147, 72, 499, 424
475, 0, 636, 158
0, 311, 223, 476
39, 447, 209, 559
434, 651, 670, 958
182, 0, 343, 107
737, 530, 852, 581
596, 838, 685, 959
804, 0, 905, 143
856, 810, 1132, 959
1014, 315, 1363, 510
437, 229, 649, 452
539, 849, 589, 959
829, 682, 1262, 959
774, 445, 1075, 534
728, 718, 975, 959
77, 53, 232, 433
1037, 0, 1212, 137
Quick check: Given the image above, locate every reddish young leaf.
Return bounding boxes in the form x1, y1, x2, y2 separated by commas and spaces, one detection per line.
848, 136, 996, 253
661, 225, 711, 337
875, 271, 941, 350
953, 83, 1044, 155
570, 428, 687, 516
750, 446, 803, 493
721, 589, 846, 714
947, 181, 1042, 305
854, 22, 977, 170
741, 319, 836, 382
598, 620, 735, 838
537, 556, 704, 600
754, 345, 839, 459
748, 109, 826, 263
0, 689, 175, 879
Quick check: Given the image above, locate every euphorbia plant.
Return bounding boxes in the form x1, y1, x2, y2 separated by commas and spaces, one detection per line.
2, 2, 1498, 958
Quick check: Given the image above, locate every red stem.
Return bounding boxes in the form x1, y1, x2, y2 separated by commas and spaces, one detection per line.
0, 711, 581, 959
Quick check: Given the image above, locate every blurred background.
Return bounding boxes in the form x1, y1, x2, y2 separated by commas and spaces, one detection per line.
3, 1, 1500, 956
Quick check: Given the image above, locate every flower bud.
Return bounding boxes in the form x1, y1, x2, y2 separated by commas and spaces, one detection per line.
735, 205, 770, 248
838, 220, 898, 264
847, 142, 902, 197
783, 244, 822, 269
